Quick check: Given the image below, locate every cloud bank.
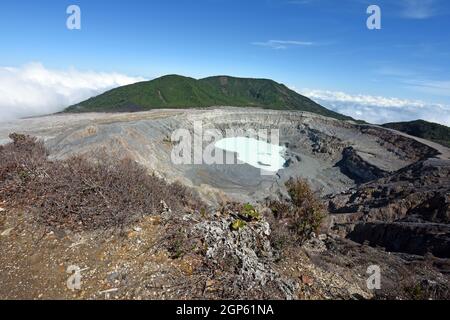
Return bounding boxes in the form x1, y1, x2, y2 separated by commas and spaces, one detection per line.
0, 63, 145, 122
1, 63, 448, 127
252, 40, 315, 50
298, 88, 450, 126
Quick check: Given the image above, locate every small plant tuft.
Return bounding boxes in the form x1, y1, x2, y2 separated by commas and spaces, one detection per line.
241, 203, 260, 221
230, 219, 246, 231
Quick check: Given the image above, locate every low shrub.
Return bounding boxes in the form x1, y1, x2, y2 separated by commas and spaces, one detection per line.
268, 178, 326, 250
0, 133, 201, 231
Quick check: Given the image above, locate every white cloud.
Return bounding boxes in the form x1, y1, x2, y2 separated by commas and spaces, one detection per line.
0, 63, 146, 122
296, 88, 450, 126
252, 40, 315, 50
401, 0, 438, 19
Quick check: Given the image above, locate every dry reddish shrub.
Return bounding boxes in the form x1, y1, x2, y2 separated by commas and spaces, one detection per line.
0, 133, 48, 197
0, 133, 201, 231
268, 178, 326, 251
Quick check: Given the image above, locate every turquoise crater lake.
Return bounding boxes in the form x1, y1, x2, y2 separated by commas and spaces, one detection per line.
214, 137, 286, 172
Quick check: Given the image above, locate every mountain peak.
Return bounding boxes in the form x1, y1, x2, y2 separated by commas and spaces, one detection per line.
65, 74, 353, 121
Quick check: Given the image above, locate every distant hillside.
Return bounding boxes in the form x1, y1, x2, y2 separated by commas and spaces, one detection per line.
64, 75, 354, 121
383, 120, 450, 148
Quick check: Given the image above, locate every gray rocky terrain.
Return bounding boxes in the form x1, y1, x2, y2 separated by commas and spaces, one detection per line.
0, 107, 449, 299
2, 107, 446, 199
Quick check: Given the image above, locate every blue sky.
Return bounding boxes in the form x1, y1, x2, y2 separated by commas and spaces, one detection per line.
0, 0, 449, 124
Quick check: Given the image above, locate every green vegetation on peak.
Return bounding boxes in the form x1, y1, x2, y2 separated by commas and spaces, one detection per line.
382, 119, 450, 148
64, 74, 354, 121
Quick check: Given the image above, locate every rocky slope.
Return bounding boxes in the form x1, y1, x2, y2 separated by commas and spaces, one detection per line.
1, 107, 449, 299
383, 119, 450, 148
328, 158, 450, 258
1, 108, 440, 202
